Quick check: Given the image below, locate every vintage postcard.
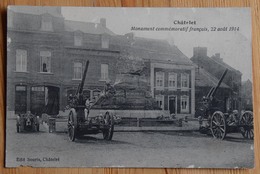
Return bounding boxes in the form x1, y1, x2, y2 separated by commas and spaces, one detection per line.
6, 6, 254, 168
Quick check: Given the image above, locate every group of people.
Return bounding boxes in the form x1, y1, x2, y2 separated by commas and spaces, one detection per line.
84, 81, 116, 118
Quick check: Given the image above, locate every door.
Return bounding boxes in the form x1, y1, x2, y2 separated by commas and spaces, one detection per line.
169, 96, 176, 115
44, 86, 60, 115
31, 86, 60, 115
30, 86, 45, 115
15, 85, 27, 114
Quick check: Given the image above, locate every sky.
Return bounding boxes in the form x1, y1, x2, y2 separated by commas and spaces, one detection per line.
62, 7, 252, 81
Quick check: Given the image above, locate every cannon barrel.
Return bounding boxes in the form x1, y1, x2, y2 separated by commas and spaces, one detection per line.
76, 60, 89, 96
206, 68, 228, 99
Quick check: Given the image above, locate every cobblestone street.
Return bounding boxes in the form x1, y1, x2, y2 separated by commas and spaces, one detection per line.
6, 120, 254, 168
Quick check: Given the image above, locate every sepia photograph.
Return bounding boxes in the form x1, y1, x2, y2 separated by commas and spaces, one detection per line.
5, 6, 254, 168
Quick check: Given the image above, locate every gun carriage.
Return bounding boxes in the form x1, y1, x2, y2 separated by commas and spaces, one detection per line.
198, 69, 253, 140
67, 60, 115, 142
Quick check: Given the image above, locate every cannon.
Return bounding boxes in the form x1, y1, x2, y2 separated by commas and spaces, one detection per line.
16, 111, 40, 133
67, 60, 115, 141
198, 69, 254, 140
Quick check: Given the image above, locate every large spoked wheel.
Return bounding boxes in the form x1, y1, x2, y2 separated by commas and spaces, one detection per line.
103, 112, 114, 141
210, 111, 227, 140
240, 111, 254, 139
68, 109, 77, 142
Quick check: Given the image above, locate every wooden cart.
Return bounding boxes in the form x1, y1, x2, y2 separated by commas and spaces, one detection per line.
198, 69, 254, 140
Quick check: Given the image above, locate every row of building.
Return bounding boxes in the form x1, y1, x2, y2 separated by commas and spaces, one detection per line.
6, 7, 253, 118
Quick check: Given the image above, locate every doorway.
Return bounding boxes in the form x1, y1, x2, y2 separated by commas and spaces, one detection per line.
15, 85, 27, 114
31, 86, 60, 115
169, 96, 177, 115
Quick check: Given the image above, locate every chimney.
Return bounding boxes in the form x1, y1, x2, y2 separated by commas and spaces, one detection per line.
193, 47, 207, 58
213, 53, 223, 61
125, 32, 134, 40
100, 18, 106, 28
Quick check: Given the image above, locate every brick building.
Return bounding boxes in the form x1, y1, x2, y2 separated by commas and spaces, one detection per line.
191, 47, 242, 112
108, 35, 195, 116
194, 65, 231, 117
7, 6, 119, 116
7, 6, 195, 117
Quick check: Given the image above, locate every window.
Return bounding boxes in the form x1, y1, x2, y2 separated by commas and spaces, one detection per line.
181, 73, 189, 89
16, 86, 26, 91
101, 35, 109, 48
16, 49, 27, 72
41, 14, 53, 31
168, 72, 177, 89
31, 86, 44, 91
101, 64, 109, 80
181, 95, 189, 113
74, 33, 82, 46
156, 72, 164, 89
40, 51, 51, 73
155, 95, 164, 110
73, 62, 82, 80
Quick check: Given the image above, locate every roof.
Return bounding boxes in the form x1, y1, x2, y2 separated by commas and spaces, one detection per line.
64, 20, 115, 35
195, 65, 230, 88
133, 38, 193, 65
210, 55, 242, 75
242, 79, 252, 87
9, 6, 115, 35
9, 6, 63, 18
112, 35, 193, 65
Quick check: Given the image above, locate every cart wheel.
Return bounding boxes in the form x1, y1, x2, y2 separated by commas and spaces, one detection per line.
103, 112, 114, 140
68, 109, 77, 142
240, 111, 254, 139
210, 111, 226, 140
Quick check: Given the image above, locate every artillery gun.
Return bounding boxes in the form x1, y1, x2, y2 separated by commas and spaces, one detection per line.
198, 69, 253, 140
67, 60, 114, 141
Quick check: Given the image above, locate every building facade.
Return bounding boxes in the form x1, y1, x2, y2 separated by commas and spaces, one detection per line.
150, 61, 195, 116
7, 7, 119, 116
7, 6, 195, 117
193, 65, 231, 117
191, 47, 242, 112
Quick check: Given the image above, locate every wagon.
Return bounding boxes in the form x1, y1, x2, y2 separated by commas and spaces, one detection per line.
68, 108, 114, 141
67, 60, 115, 142
199, 110, 253, 140
198, 69, 254, 140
